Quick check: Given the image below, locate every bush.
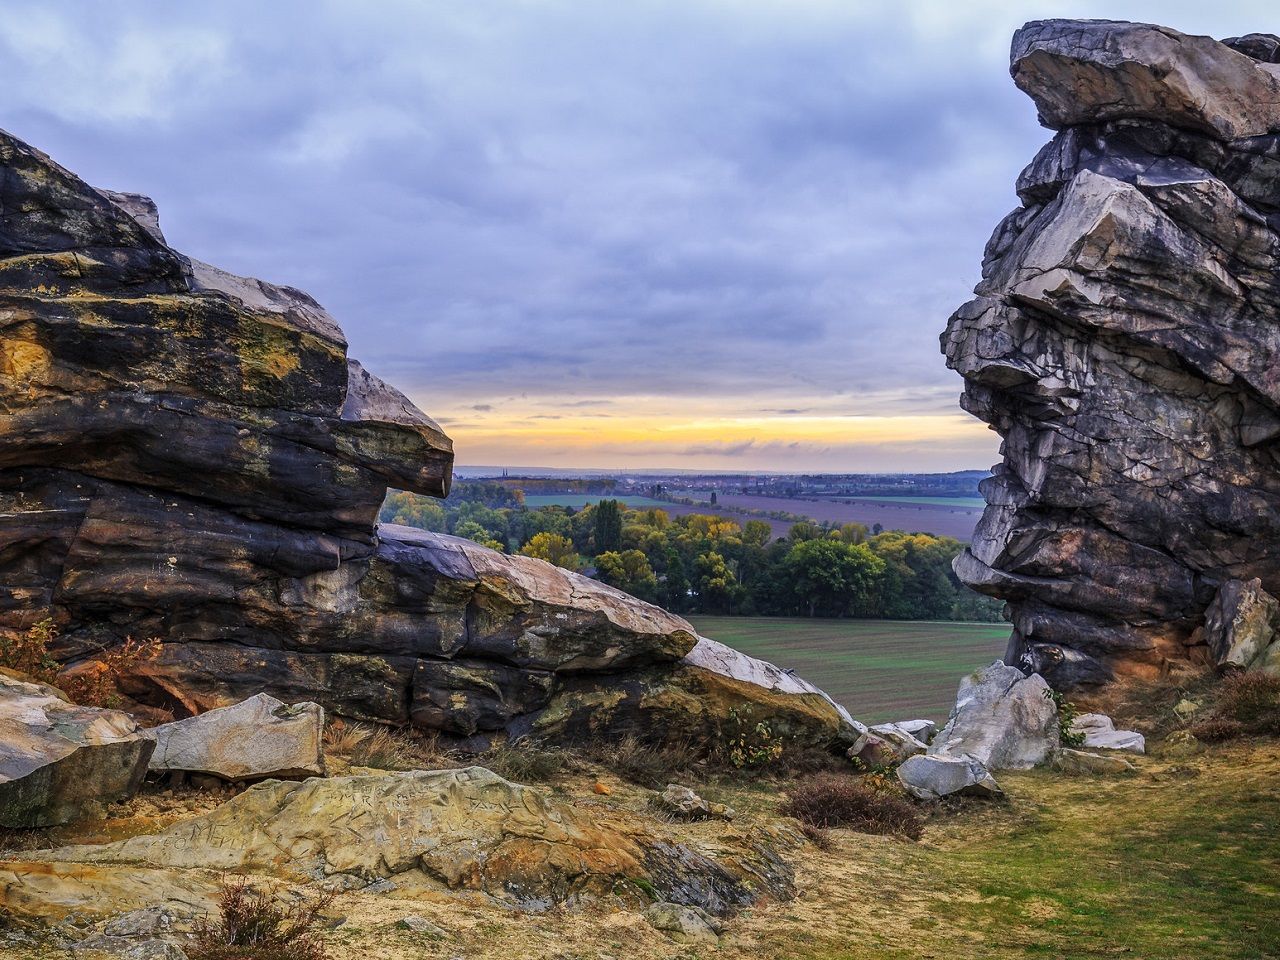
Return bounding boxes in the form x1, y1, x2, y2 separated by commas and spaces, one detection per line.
721, 709, 784, 769
1188, 717, 1245, 743
1215, 671, 1280, 735
780, 774, 924, 840
190, 877, 333, 960
0, 618, 160, 708
482, 738, 569, 783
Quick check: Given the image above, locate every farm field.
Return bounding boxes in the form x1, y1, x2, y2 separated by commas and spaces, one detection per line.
520, 494, 670, 508
689, 615, 1010, 724
706, 492, 982, 540
836, 495, 986, 508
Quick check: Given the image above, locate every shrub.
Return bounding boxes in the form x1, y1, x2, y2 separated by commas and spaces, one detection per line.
1188, 717, 1245, 743
190, 878, 333, 960
1215, 671, 1280, 735
483, 738, 569, 783
0, 618, 160, 708
780, 773, 924, 841
721, 709, 784, 769
798, 822, 833, 851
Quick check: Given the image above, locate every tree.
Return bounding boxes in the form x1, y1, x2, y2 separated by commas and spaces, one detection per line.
595, 549, 659, 602
741, 520, 771, 547
787, 521, 824, 543
782, 538, 885, 617
519, 533, 583, 571
694, 550, 742, 614
453, 519, 504, 551
594, 499, 623, 553
709, 491, 718, 505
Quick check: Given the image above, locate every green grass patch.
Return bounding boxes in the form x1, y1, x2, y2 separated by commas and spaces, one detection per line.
689, 615, 1009, 724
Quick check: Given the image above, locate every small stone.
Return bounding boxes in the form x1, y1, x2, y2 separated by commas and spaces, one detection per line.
396, 915, 447, 939
657, 784, 733, 821
643, 902, 722, 944
593, 781, 611, 796
1055, 749, 1136, 775
362, 879, 398, 894
1069, 714, 1145, 754
1173, 699, 1202, 720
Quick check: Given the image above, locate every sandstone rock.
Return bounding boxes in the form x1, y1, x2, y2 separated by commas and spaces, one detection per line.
880, 719, 937, 744
38, 767, 788, 915
1012, 20, 1280, 139
1203, 579, 1279, 670
658, 784, 734, 822
1258, 641, 1280, 676
928, 662, 1059, 770
944, 20, 1280, 689
896, 754, 1003, 802
0, 126, 863, 752
1069, 714, 1146, 754
0, 674, 153, 827
643, 902, 722, 944
140, 693, 324, 781
851, 724, 928, 767
395, 916, 448, 938
70, 935, 188, 960
1055, 748, 1136, 775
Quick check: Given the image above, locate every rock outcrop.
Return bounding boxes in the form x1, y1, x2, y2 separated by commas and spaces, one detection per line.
7, 767, 795, 916
928, 661, 1059, 770
944, 20, 1280, 688
0, 129, 854, 750
0, 674, 153, 827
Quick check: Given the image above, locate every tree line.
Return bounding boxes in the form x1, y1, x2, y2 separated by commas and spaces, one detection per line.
380, 485, 1002, 622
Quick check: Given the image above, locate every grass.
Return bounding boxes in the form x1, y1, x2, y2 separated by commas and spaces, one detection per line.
519, 494, 671, 509
689, 616, 1009, 724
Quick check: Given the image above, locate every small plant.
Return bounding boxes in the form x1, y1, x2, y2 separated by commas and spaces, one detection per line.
1044, 687, 1086, 747
0, 618, 60, 684
585, 736, 697, 788
1215, 671, 1280, 735
190, 877, 333, 960
780, 773, 924, 840
798, 822, 833, 850
723, 709, 784, 769
1188, 717, 1245, 743
326, 722, 438, 771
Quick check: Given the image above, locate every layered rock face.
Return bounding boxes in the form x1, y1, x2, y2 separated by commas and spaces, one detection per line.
0, 129, 854, 748
944, 21, 1280, 688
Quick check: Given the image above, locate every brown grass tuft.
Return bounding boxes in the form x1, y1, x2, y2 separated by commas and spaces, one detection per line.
781, 773, 924, 841
190, 877, 333, 960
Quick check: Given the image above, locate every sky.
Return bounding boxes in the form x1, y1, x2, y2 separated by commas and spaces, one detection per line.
0, 1, 1272, 473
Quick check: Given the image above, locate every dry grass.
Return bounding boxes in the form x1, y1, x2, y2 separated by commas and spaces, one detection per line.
190, 877, 334, 960
482, 738, 571, 783
322, 720, 452, 771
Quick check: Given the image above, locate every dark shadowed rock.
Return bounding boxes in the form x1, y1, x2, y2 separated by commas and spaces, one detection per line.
0, 674, 153, 827
945, 20, 1280, 688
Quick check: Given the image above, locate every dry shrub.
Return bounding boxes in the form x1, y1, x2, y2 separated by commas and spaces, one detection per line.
1188, 717, 1245, 743
0, 618, 160, 708
774, 745, 847, 777
483, 738, 569, 783
799, 822, 833, 850
190, 877, 333, 960
1215, 671, 1280, 735
780, 773, 924, 841
324, 722, 437, 771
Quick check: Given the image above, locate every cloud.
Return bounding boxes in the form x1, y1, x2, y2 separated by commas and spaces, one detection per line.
0, 0, 1270, 469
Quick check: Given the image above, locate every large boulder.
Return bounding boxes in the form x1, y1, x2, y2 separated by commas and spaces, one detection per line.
141, 693, 324, 780
0, 674, 153, 827
896, 754, 1003, 802
0, 127, 851, 751
1203, 579, 1279, 670
943, 20, 1280, 688
21, 767, 794, 917
1069, 714, 1146, 754
928, 662, 1059, 770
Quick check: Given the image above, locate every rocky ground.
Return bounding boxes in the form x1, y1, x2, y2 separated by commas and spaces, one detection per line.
4, 700, 1277, 960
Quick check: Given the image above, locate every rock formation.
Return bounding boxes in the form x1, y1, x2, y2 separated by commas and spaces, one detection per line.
0, 129, 854, 749
944, 20, 1280, 688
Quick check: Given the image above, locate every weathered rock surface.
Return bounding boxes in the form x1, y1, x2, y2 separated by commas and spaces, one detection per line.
8, 767, 793, 917
0, 674, 153, 827
1069, 714, 1146, 754
928, 662, 1059, 770
1055, 747, 1136, 775
644, 902, 722, 944
1203, 579, 1279, 670
0, 127, 851, 750
944, 21, 1280, 688
851, 724, 928, 767
658, 784, 734, 822
896, 754, 1003, 802
141, 693, 324, 780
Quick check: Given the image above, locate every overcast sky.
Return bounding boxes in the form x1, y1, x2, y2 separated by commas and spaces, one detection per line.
1, 1, 1271, 472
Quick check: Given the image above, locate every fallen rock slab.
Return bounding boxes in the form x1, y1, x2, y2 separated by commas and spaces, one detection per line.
0, 674, 154, 827
140, 693, 324, 780
1070, 714, 1145, 754
928, 662, 1059, 770
644, 902, 722, 944
658, 784, 734, 821
1055, 748, 1137, 775
896, 754, 1003, 802
851, 725, 928, 767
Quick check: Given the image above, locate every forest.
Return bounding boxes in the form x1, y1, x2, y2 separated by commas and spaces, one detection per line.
380, 483, 1003, 621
